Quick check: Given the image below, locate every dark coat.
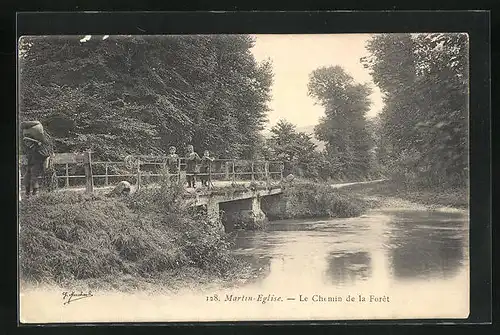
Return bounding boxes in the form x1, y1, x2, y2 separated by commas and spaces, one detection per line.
166, 153, 179, 173
185, 152, 201, 172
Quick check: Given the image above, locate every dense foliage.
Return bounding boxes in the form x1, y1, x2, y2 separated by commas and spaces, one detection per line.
19, 35, 273, 160
19, 33, 468, 188
307, 66, 377, 180
361, 33, 468, 188
261, 181, 377, 220
264, 120, 328, 179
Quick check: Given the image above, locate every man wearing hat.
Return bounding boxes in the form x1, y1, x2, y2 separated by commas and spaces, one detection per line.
21, 121, 53, 197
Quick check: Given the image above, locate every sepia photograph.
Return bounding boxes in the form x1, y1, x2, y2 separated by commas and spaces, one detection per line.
18, 32, 470, 323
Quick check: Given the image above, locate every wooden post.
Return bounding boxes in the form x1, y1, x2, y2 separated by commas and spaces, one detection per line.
232, 160, 236, 183
225, 161, 229, 180
177, 158, 181, 185
251, 161, 255, 182
105, 163, 109, 186
208, 160, 212, 190
265, 161, 270, 189
280, 162, 284, 182
136, 159, 141, 190
65, 163, 70, 187
162, 161, 167, 175
84, 151, 94, 194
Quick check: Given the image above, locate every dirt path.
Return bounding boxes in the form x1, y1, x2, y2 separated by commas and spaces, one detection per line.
342, 180, 468, 214
330, 179, 387, 189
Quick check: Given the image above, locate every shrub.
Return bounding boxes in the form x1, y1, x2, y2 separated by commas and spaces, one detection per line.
263, 181, 372, 220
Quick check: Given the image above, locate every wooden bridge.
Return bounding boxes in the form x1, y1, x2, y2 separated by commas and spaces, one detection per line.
19, 152, 286, 231
19, 152, 284, 191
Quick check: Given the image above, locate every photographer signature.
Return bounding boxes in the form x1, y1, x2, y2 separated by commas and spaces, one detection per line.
62, 290, 93, 305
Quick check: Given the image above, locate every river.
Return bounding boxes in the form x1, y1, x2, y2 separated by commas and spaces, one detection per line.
19, 202, 470, 323
225, 204, 470, 320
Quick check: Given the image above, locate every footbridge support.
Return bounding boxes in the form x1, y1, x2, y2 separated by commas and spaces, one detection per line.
186, 187, 282, 232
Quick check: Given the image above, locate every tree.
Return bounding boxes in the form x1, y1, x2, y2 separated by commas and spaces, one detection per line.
189, 35, 273, 159
252, 133, 275, 160
269, 120, 300, 161
18, 35, 273, 160
268, 119, 321, 178
307, 66, 375, 180
364, 116, 383, 177
362, 33, 468, 188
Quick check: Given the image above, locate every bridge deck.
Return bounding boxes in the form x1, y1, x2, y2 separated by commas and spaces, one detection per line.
184, 187, 283, 207
52, 180, 278, 195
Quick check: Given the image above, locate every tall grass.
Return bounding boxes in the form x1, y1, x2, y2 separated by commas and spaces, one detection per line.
341, 179, 468, 209
19, 179, 241, 289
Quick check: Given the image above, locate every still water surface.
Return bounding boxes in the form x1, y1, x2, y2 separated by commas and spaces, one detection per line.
231, 207, 469, 305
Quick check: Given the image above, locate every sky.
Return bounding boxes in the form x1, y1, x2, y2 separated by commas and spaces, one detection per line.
250, 34, 384, 130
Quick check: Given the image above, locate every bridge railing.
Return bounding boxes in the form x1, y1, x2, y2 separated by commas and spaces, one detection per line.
18, 152, 284, 193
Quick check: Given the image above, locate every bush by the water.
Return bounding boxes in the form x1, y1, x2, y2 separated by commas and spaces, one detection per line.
19, 181, 240, 289
262, 182, 374, 220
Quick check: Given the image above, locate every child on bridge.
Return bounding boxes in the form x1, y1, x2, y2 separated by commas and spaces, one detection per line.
166, 146, 180, 182
200, 150, 215, 187
185, 145, 201, 188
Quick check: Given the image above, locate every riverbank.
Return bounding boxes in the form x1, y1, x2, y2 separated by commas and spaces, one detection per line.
340, 179, 468, 211
260, 179, 467, 224
18, 184, 265, 293
18, 179, 384, 292
262, 181, 380, 221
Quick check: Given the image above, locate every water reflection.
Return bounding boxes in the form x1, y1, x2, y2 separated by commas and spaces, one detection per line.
231, 231, 274, 282
386, 210, 467, 280
231, 208, 468, 289
325, 251, 372, 285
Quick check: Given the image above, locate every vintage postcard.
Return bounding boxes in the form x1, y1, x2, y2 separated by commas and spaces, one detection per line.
18, 33, 470, 323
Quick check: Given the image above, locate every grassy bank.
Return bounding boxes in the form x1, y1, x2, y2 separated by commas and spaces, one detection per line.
262, 181, 379, 220
18, 183, 252, 292
341, 179, 468, 209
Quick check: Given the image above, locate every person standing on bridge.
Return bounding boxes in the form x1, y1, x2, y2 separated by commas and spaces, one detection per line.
166, 146, 180, 182
200, 150, 214, 187
185, 145, 201, 188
